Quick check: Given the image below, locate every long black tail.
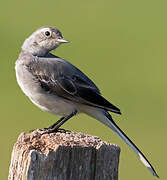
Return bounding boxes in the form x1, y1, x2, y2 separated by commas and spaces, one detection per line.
88, 108, 159, 178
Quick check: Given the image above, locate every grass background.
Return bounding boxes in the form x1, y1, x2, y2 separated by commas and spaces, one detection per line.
0, 0, 166, 179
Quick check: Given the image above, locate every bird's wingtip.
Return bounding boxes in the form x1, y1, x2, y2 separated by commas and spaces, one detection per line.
118, 111, 122, 115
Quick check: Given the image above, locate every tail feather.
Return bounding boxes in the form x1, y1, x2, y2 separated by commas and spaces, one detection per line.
106, 113, 159, 178
86, 108, 159, 178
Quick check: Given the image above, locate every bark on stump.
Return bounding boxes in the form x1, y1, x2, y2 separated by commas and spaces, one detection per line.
8, 130, 120, 180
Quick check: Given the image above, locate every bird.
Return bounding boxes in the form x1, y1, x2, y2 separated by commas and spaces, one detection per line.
15, 26, 159, 178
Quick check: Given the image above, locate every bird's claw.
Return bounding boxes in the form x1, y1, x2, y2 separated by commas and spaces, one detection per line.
40, 127, 70, 135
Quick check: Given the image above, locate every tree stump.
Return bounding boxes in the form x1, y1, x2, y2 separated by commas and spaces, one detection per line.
8, 130, 120, 180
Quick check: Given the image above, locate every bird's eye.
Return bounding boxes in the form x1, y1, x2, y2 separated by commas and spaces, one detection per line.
45, 31, 51, 36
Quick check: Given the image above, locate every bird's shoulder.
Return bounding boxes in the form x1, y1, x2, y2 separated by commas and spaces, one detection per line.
21, 52, 100, 93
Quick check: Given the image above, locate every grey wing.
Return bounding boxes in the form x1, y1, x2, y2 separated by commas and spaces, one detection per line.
26, 56, 121, 114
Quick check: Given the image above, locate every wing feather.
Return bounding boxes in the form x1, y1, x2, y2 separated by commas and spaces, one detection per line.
26, 55, 121, 114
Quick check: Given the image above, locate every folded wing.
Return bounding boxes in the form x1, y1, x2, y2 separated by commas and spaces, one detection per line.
26, 55, 121, 114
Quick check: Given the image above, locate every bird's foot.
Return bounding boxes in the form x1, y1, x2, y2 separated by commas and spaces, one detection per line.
40, 127, 70, 135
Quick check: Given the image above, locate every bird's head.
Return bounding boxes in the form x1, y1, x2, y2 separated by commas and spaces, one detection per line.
22, 26, 69, 56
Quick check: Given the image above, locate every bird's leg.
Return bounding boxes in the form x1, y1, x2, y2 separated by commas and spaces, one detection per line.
41, 116, 65, 131
53, 110, 77, 130
42, 110, 77, 134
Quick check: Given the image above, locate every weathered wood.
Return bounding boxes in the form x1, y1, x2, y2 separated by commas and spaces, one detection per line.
8, 130, 120, 180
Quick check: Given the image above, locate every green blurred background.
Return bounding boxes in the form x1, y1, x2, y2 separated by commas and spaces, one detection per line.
0, 0, 166, 179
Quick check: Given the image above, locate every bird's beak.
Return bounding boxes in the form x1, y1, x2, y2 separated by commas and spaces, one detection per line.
57, 38, 69, 43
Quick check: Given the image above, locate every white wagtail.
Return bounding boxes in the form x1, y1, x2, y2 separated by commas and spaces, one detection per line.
15, 26, 159, 177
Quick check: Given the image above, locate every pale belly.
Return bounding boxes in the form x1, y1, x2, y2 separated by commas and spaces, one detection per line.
29, 93, 77, 116
15, 62, 76, 116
